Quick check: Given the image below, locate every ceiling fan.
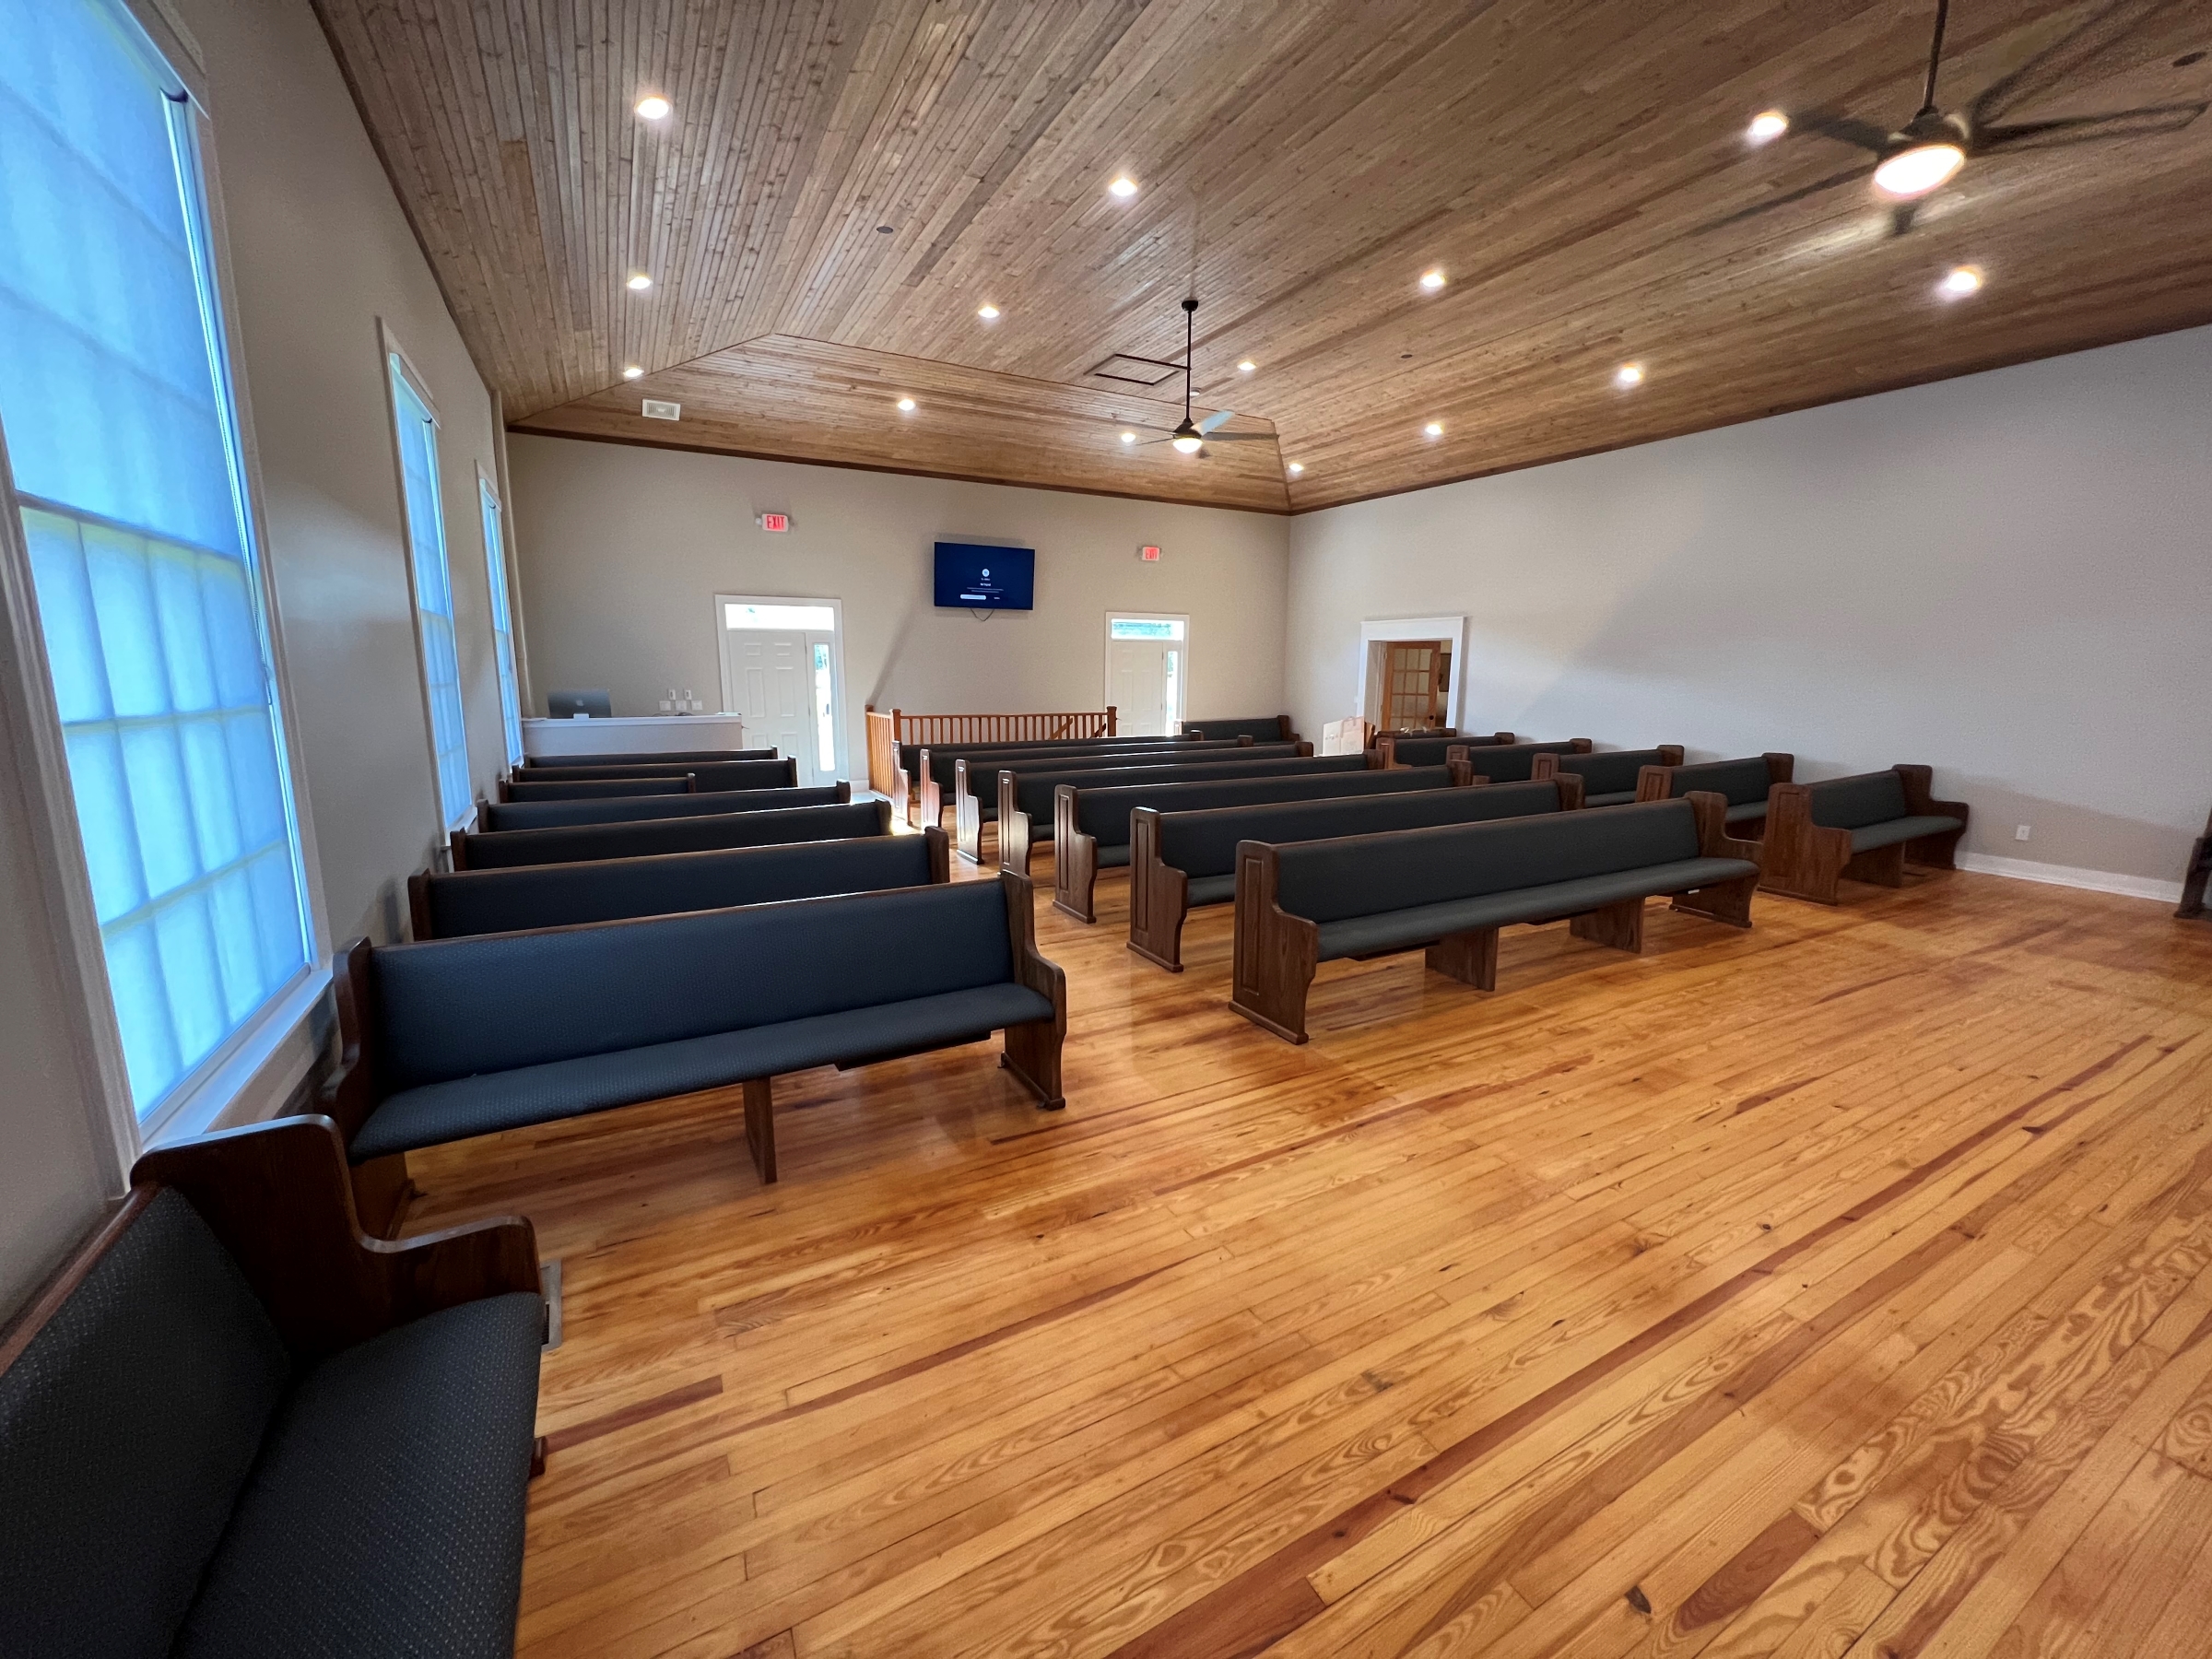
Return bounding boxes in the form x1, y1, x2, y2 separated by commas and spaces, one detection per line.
1713, 0, 2207, 237
1119, 298, 1274, 455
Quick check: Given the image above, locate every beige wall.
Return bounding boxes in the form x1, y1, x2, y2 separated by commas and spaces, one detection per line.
1288, 324, 2212, 891
178, 0, 515, 946
508, 438, 1289, 765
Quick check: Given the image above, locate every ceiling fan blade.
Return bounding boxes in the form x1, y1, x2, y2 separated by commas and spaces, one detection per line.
1190, 432, 1276, 441
1794, 109, 1892, 155
1967, 0, 2178, 128
1194, 408, 1237, 435
1696, 162, 1875, 233
1977, 101, 2207, 150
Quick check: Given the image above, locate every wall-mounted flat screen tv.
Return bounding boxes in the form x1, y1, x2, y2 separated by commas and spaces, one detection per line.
934, 542, 1035, 611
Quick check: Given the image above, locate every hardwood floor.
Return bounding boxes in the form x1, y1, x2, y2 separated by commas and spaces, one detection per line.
406, 840, 2212, 1658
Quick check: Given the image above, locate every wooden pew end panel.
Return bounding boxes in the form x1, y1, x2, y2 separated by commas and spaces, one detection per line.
1229, 842, 1318, 1043
1052, 784, 1100, 922
1000, 872, 1067, 1108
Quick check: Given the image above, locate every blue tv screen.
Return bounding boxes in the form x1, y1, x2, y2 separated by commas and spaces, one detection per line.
935, 542, 1035, 610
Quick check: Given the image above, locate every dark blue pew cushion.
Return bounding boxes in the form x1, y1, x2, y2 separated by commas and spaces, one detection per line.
1274, 798, 1707, 924
423, 835, 934, 937
1806, 771, 1912, 830
376, 882, 1015, 1088
1072, 765, 1453, 850
0, 1190, 291, 1658
1848, 816, 1967, 853
1163, 780, 1567, 886
1314, 857, 1754, 959
1550, 748, 1675, 799
1008, 753, 1358, 819
460, 802, 886, 869
502, 776, 691, 802
1181, 717, 1287, 742
351, 983, 1051, 1159
1662, 758, 1774, 808
172, 1292, 544, 1659
482, 785, 836, 832
925, 740, 1215, 790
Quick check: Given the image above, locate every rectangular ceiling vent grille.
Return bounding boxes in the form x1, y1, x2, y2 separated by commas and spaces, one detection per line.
641, 398, 681, 420
1087, 353, 1184, 389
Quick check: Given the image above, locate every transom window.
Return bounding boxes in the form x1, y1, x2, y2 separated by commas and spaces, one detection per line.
1110, 617, 1184, 641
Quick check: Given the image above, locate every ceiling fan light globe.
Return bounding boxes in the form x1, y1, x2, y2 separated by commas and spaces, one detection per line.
1873, 141, 1965, 198
1171, 434, 1203, 454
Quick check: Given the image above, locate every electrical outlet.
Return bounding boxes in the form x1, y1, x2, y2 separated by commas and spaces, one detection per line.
2015, 825, 2031, 841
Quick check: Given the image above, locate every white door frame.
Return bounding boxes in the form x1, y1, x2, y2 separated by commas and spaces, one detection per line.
1104, 610, 1191, 734
713, 593, 850, 781
1356, 614, 1466, 732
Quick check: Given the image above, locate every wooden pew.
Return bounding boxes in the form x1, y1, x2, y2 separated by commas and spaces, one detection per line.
987, 748, 1355, 872
1230, 794, 1759, 1041
451, 799, 888, 870
1181, 716, 1296, 742
1369, 731, 1515, 767
498, 774, 696, 802
1635, 753, 1794, 836
1053, 759, 1477, 922
477, 781, 844, 834
411, 828, 948, 938
1759, 765, 1969, 903
1530, 745, 1684, 804
907, 735, 1248, 830
520, 750, 775, 770
321, 875, 1065, 1198
0, 1117, 543, 1654
1379, 736, 1588, 777
1128, 775, 1582, 970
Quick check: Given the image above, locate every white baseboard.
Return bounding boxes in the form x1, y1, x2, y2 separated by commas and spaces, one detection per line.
1957, 851, 2183, 906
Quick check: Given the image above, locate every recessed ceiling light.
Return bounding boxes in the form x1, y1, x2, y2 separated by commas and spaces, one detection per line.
1939, 265, 1983, 298
635, 95, 671, 121
1287, 462, 1303, 476
621, 365, 643, 380
1873, 139, 1965, 198
1423, 421, 1443, 438
896, 396, 917, 411
1108, 176, 1138, 198
1237, 359, 1256, 373
1119, 430, 1137, 444
977, 303, 999, 320
1615, 362, 1644, 387
1419, 269, 1446, 291
1747, 110, 1788, 143
626, 273, 653, 291
876, 223, 894, 234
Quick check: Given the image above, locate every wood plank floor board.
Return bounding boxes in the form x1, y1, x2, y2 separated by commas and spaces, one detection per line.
397, 866, 2212, 1657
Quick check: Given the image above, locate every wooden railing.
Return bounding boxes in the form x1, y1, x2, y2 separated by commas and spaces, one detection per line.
865, 705, 1117, 794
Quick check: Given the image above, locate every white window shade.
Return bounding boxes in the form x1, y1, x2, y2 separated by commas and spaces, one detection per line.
0, 0, 312, 1117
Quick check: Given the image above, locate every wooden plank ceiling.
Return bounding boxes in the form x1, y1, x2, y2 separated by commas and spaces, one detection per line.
317, 0, 2212, 512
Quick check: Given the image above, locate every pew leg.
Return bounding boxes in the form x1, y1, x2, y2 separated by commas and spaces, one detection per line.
349, 1152, 416, 1240
1570, 897, 1646, 952
743, 1077, 779, 1183
1674, 875, 1756, 928
1001, 1020, 1065, 1109
1841, 841, 1908, 888
531, 1436, 548, 1480
1906, 827, 1965, 872
1424, 927, 1500, 991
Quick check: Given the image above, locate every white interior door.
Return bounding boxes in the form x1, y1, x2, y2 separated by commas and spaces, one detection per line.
1106, 615, 1186, 736
717, 598, 843, 786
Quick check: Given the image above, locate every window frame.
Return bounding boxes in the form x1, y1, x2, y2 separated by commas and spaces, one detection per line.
0, 0, 332, 1161
379, 324, 474, 834
477, 464, 523, 769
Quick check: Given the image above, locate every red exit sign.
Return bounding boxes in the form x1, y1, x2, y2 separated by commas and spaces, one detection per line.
759, 512, 790, 533
1138, 544, 1160, 562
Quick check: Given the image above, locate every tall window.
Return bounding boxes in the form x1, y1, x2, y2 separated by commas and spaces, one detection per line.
0, 0, 312, 1117
387, 356, 470, 825
479, 477, 522, 767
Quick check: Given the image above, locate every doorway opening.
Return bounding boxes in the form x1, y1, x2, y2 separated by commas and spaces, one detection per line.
1106, 614, 1188, 737
714, 595, 846, 787
1356, 614, 1467, 734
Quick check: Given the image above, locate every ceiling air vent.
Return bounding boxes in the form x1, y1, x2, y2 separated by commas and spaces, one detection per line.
641, 398, 680, 420
1086, 353, 1183, 389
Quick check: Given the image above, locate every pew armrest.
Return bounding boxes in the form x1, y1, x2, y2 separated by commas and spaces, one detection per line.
131, 1116, 540, 1359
